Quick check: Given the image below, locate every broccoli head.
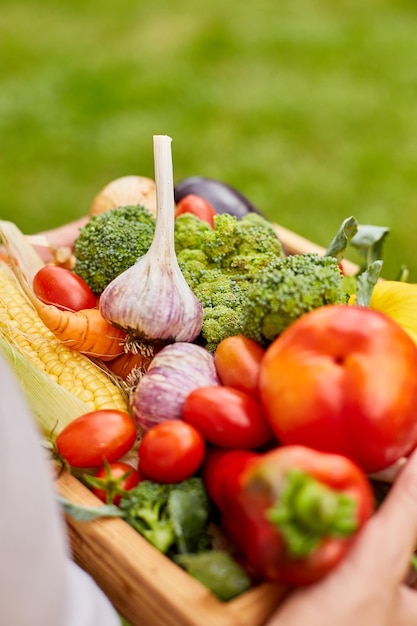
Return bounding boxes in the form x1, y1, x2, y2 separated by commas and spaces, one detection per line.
73, 204, 155, 293
174, 212, 284, 350
242, 253, 349, 346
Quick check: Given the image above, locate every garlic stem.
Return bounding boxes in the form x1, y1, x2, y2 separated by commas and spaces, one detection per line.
153, 135, 176, 261
99, 135, 204, 345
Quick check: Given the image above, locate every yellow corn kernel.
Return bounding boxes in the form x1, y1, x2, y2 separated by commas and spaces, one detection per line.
0, 262, 129, 415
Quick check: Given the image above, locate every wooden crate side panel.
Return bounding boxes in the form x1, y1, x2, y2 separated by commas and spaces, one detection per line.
57, 471, 280, 626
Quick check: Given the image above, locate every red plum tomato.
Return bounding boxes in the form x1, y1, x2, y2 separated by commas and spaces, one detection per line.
33, 265, 97, 311
138, 420, 206, 483
183, 385, 274, 449
214, 334, 265, 395
56, 409, 137, 468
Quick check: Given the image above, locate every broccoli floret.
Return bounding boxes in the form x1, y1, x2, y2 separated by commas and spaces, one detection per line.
174, 213, 212, 251
175, 212, 284, 351
233, 213, 284, 256
176, 248, 211, 289
193, 272, 243, 309
224, 213, 284, 281
73, 204, 155, 292
202, 305, 246, 352
242, 253, 349, 346
119, 477, 212, 555
201, 213, 241, 262
190, 273, 247, 351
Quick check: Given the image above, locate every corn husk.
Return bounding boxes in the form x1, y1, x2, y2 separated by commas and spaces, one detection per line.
0, 220, 130, 436
0, 334, 95, 436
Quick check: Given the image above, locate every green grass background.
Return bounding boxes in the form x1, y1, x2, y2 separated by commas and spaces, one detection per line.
2, 0, 417, 279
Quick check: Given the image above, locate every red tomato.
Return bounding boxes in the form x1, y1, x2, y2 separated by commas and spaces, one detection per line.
92, 461, 141, 505
214, 334, 265, 395
138, 420, 206, 483
175, 194, 217, 227
33, 265, 97, 311
183, 386, 274, 449
259, 304, 417, 473
56, 409, 137, 468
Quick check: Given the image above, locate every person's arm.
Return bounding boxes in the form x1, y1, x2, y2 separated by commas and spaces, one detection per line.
0, 353, 121, 626
265, 448, 417, 626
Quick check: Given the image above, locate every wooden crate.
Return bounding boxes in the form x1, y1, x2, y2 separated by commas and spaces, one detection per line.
57, 471, 287, 626
55, 224, 358, 626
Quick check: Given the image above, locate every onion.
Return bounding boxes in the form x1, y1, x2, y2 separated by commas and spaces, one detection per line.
132, 342, 220, 433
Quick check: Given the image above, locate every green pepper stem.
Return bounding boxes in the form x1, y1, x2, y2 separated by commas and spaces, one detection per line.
266, 469, 358, 558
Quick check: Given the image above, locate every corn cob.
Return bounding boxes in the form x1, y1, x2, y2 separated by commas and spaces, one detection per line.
0, 261, 129, 432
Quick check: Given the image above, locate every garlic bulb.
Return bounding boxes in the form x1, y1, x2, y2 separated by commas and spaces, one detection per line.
89, 175, 157, 218
99, 135, 204, 345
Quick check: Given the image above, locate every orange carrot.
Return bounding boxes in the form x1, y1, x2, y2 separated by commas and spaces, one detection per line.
0, 252, 18, 266
9, 262, 126, 361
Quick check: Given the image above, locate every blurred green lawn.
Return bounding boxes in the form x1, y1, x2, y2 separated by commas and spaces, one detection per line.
2, 0, 417, 279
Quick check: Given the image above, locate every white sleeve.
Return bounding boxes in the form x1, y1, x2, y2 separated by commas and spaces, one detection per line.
64, 561, 121, 626
0, 354, 121, 626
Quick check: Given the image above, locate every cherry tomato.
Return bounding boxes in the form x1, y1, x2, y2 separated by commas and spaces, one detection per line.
183, 386, 274, 449
33, 265, 97, 311
91, 461, 141, 505
174, 194, 217, 227
56, 409, 137, 468
138, 420, 206, 483
214, 334, 265, 395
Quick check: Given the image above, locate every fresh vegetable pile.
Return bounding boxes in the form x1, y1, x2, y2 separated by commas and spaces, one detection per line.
2, 135, 417, 602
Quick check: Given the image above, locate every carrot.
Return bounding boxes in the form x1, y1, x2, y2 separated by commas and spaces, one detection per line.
9, 262, 126, 361
0, 252, 18, 266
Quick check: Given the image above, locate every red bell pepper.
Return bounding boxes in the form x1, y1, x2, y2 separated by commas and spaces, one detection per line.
203, 447, 261, 510
204, 444, 375, 587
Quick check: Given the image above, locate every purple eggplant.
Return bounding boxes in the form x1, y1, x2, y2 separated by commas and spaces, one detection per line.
174, 176, 265, 220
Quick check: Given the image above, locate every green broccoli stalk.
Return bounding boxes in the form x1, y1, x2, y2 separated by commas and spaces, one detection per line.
118, 480, 174, 552
119, 477, 212, 555
242, 253, 349, 346
73, 204, 156, 293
